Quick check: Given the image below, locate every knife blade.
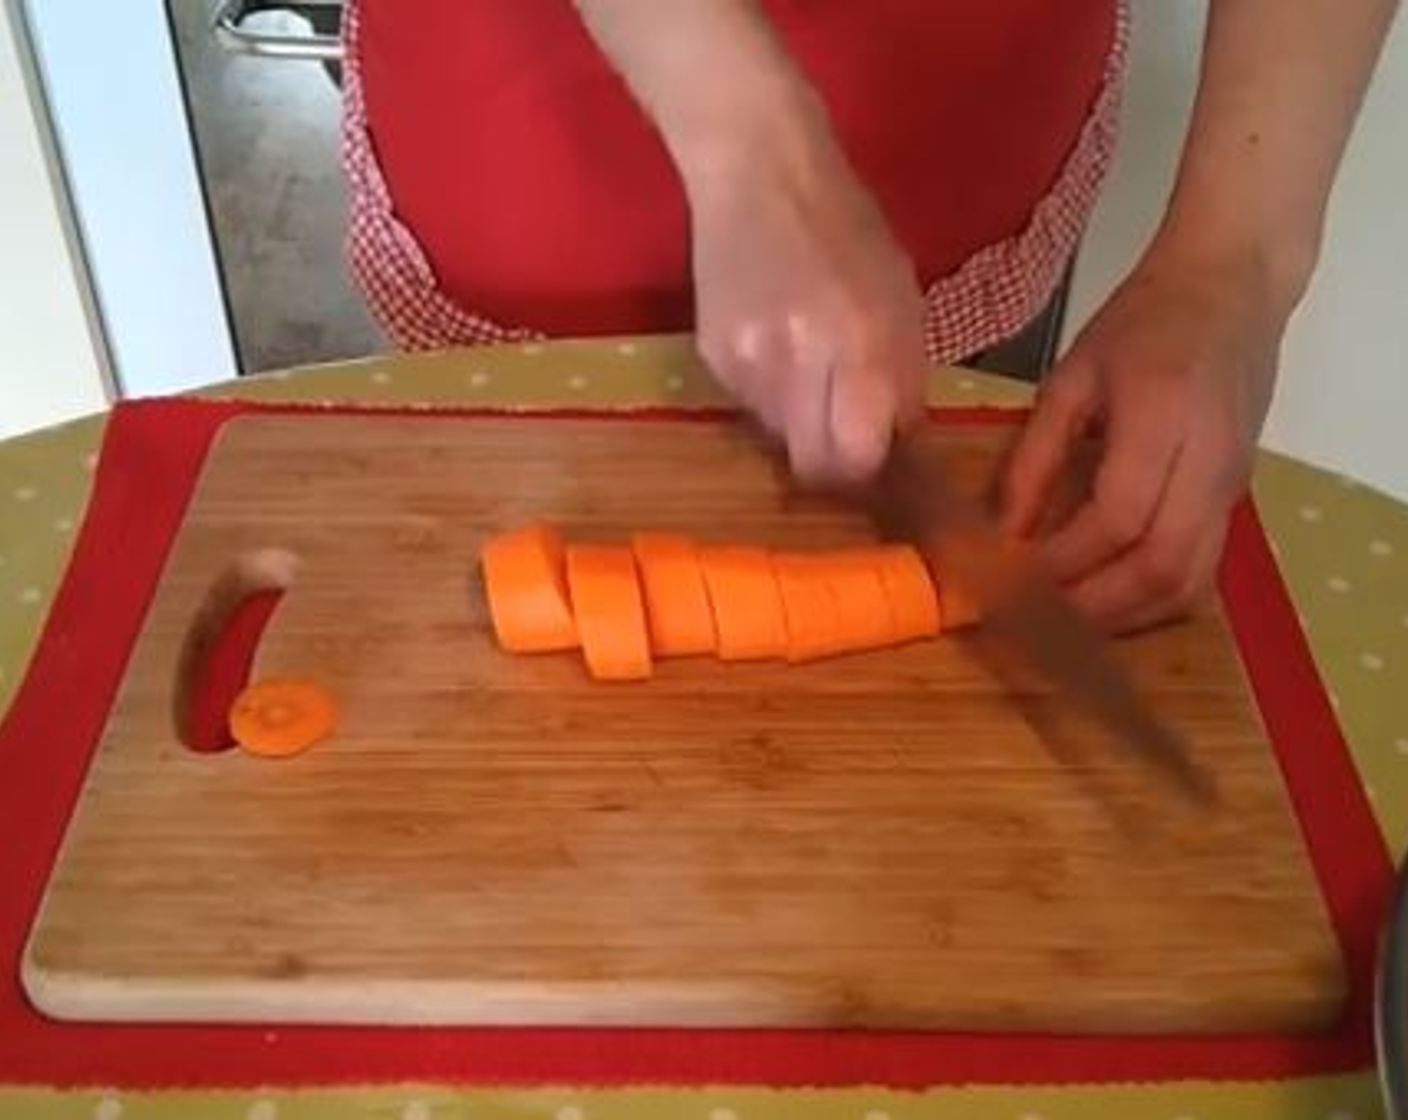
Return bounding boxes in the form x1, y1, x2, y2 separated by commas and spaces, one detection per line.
867, 432, 1216, 806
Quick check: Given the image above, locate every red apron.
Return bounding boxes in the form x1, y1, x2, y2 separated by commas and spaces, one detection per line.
344, 0, 1127, 361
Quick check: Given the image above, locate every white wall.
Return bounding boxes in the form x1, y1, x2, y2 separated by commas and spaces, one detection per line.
1068, 1, 1408, 502
0, 1, 108, 439
22, 0, 237, 397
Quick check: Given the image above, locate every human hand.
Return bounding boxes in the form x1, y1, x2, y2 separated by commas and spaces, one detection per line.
685, 132, 928, 483
1001, 247, 1288, 633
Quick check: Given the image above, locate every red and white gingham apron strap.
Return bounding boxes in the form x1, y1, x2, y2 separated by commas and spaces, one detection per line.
921, 2, 1130, 365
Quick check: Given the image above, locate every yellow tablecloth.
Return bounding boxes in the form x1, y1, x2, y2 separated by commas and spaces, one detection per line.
1, 337, 1404, 1119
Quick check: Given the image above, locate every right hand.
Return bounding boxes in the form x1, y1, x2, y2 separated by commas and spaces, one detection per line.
684, 126, 929, 483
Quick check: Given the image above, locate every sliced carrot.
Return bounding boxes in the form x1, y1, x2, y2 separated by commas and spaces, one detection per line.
875, 544, 942, 642
821, 550, 898, 652
229, 676, 337, 758
933, 535, 1035, 631
938, 579, 983, 631
481, 524, 578, 653
631, 531, 717, 657
565, 544, 653, 681
699, 546, 789, 661
775, 553, 849, 662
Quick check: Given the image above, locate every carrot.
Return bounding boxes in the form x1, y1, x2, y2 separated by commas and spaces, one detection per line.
933, 535, 1036, 631
774, 553, 845, 662
229, 676, 337, 758
938, 579, 983, 631
481, 524, 578, 653
822, 550, 898, 652
875, 544, 942, 641
699, 546, 789, 661
565, 543, 653, 681
631, 531, 717, 657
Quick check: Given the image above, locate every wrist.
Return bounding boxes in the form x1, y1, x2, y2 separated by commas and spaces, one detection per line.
667, 79, 839, 204
1149, 200, 1321, 322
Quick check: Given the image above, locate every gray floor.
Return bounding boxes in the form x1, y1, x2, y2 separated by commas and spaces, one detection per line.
170, 2, 382, 374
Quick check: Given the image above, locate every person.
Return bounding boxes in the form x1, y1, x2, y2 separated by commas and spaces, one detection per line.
343, 0, 1398, 633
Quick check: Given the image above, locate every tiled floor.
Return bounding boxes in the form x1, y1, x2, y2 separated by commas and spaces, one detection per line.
169, 3, 382, 373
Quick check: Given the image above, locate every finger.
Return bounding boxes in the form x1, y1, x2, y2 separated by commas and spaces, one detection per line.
1039, 385, 1186, 586
1066, 446, 1231, 632
892, 343, 929, 432
1074, 520, 1226, 635
999, 359, 1099, 537
1115, 526, 1226, 635
781, 355, 839, 482
827, 360, 899, 481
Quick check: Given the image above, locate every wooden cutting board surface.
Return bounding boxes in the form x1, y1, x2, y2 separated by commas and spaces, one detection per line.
23, 414, 1344, 1031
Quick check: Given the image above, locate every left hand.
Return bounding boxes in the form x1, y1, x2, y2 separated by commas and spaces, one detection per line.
1000, 246, 1288, 633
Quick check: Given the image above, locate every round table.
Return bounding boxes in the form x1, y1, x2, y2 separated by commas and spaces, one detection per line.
1, 337, 1405, 1119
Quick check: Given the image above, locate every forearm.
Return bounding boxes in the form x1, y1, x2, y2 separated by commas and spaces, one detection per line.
571, 1, 835, 192
1152, 0, 1398, 311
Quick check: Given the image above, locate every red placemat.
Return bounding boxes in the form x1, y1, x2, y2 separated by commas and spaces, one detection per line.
0, 398, 1391, 1089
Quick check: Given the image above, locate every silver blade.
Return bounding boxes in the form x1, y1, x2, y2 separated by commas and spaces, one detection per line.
870, 434, 1216, 806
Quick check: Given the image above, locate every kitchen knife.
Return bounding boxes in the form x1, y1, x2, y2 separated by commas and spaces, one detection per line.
867, 431, 1216, 806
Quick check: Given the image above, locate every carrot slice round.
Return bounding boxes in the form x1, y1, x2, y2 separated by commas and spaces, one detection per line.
229, 676, 337, 758
875, 544, 942, 642
775, 553, 845, 662
481, 524, 578, 653
631, 531, 717, 657
823, 551, 897, 652
699, 546, 789, 661
565, 543, 653, 681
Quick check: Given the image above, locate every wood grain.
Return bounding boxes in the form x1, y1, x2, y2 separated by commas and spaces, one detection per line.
22, 414, 1345, 1031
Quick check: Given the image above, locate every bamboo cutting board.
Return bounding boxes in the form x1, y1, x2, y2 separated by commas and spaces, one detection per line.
22, 413, 1345, 1031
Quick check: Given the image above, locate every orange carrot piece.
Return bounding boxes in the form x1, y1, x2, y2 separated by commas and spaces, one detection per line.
934, 535, 1035, 631
481, 524, 578, 653
823, 551, 898, 652
775, 553, 846, 662
875, 544, 942, 642
699, 546, 789, 661
229, 676, 337, 758
631, 531, 717, 657
938, 579, 983, 631
565, 543, 653, 681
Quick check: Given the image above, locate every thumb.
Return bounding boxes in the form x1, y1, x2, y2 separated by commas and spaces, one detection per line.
1000, 356, 1099, 537
828, 362, 899, 481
